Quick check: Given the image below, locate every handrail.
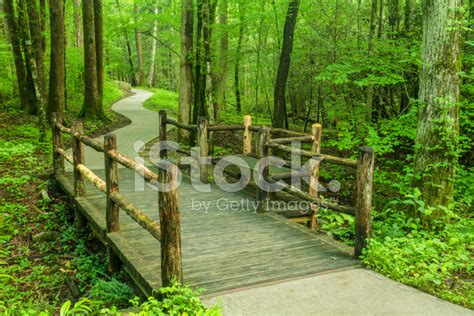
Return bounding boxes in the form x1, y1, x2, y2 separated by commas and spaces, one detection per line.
110, 191, 161, 241
77, 135, 105, 152
208, 124, 245, 131
107, 149, 158, 182
267, 142, 358, 168
269, 135, 314, 144
52, 115, 164, 246
164, 118, 197, 131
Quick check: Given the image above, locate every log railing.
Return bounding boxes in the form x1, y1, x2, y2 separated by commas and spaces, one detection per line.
262, 124, 374, 257
161, 111, 374, 257
51, 113, 182, 285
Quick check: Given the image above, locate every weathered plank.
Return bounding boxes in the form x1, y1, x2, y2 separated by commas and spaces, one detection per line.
57, 167, 358, 296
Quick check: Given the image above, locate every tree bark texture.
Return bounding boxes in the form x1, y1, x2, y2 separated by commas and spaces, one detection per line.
179, 0, 193, 143
413, 0, 462, 208
48, 0, 65, 117
273, 0, 300, 128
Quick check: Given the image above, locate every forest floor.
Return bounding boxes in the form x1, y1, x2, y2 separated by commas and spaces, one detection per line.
0, 82, 138, 313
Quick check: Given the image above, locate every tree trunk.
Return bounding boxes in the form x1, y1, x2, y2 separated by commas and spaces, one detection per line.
73, 0, 83, 48
47, 0, 65, 117
192, 0, 206, 124
377, 0, 384, 39
148, 5, 159, 87
211, 0, 228, 122
413, 0, 462, 208
134, 1, 145, 85
178, 0, 193, 143
366, 0, 377, 122
39, 0, 46, 54
23, 0, 47, 137
234, 2, 244, 114
94, 0, 104, 105
273, 0, 300, 128
388, 0, 399, 38
3, 0, 30, 112
81, 0, 101, 118
115, 0, 136, 86
403, 0, 411, 36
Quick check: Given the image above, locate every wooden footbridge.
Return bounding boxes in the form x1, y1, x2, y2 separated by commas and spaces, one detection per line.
51, 110, 374, 297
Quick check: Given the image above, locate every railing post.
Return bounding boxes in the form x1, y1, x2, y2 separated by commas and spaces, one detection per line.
104, 133, 121, 272
354, 146, 374, 258
159, 163, 183, 286
309, 123, 322, 231
72, 121, 86, 197
243, 115, 252, 155
159, 110, 167, 159
257, 126, 270, 213
197, 116, 209, 183
71, 121, 87, 229
51, 112, 64, 175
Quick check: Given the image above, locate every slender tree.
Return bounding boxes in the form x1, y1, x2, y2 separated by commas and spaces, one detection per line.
48, 0, 65, 117
134, 1, 145, 85
148, 4, 159, 87
366, 0, 378, 121
81, 0, 102, 118
178, 0, 194, 143
273, 0, 300, 128
94, 0, 104, 105
234, 2, 244, 114
73, 0, 83, 48
3, 0, 30, 112
22, 0, 47, 137
413, 0, 463, 208
211, 0, 228, 121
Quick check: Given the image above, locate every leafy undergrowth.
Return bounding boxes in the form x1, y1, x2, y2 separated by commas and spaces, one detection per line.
0, 103, 221, 315
0, 109, 134, 312
363, 189, 474, 308
64, 80, 133, 139
143, 88, 179, 117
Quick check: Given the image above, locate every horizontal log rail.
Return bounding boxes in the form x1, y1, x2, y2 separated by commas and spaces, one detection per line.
76, 163, 106, 192
110, 192, 161, 241
164, 118, 197, 131
267, 142, 358, 168
55, 121, 71, 134
208, 124, 245, 132
275, 181, 356, 215
56, 148, 73, 164
269, 135, 315, 144
107, 149, 158, 182
51, 112, 174, 279
77, 135, 105, 152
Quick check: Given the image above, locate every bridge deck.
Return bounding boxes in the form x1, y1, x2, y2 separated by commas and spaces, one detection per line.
57, 168, 357, 296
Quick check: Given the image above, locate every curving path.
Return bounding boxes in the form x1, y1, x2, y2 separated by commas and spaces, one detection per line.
65, 89, 472, 315
70, 88, 156, 170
